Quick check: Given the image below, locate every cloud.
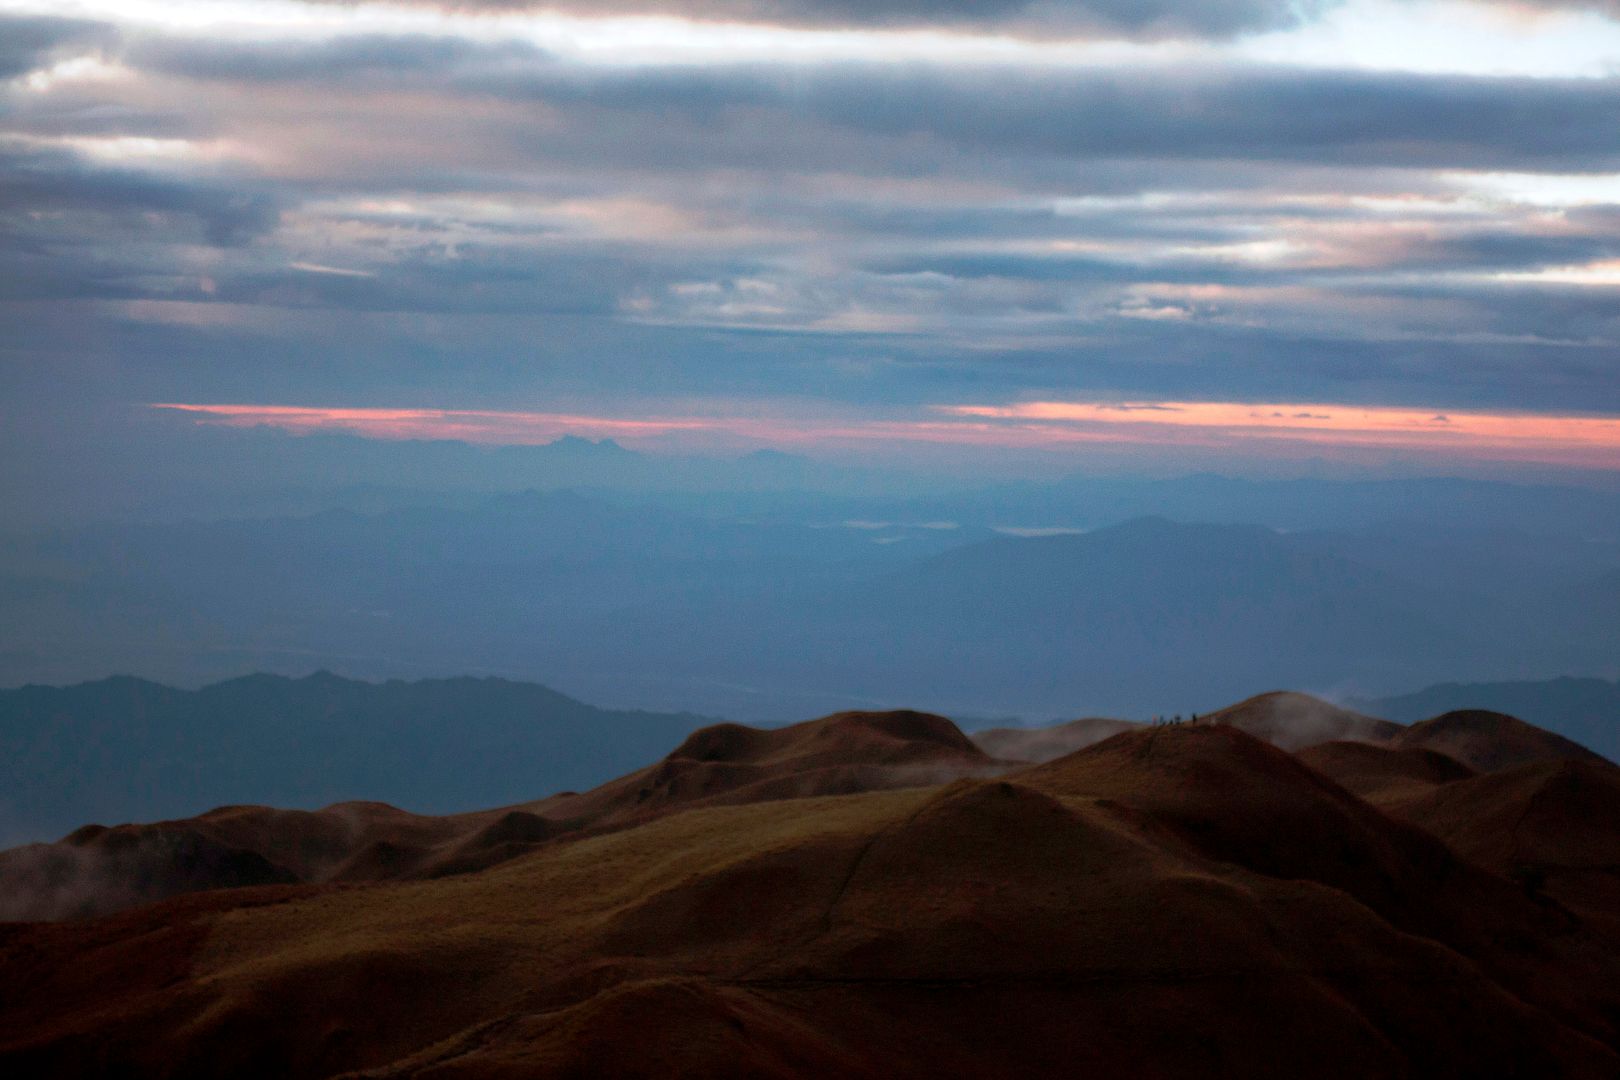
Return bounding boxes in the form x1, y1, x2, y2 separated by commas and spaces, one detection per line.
0, 15, 114, 81
3, 1, 1620, 480
302, 0, 1335, 39
0, 143, 282, 255
151, 397, 1620, 471
1505, 0, 1620, 14
120, 35, 1620, 173
128, 32, 551, 88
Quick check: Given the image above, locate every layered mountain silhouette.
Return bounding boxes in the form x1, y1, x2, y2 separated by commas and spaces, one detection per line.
2, 691, 1617, 1077
0, 672, 717, 845
808, 517, 1559, 717
7, 498, 1618, 722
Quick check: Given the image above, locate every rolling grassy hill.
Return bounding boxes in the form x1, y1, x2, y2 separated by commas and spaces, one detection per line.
3, 692, 1619, 1077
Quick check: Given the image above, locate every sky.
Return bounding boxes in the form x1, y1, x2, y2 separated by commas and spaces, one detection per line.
3, 0, 1620, 489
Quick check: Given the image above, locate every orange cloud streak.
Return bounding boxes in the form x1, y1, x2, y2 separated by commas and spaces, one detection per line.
149, 400, 1620, 469
150, 403, 717, 443
937, 400, 1620, 467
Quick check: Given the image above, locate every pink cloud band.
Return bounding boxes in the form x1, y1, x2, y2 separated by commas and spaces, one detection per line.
150, 399, 1620, 470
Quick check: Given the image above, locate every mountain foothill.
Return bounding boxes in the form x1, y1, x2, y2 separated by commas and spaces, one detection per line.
3, 684, 1618, 1078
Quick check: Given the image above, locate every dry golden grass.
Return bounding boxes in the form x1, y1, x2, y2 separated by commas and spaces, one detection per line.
5, 713, 1620, 1078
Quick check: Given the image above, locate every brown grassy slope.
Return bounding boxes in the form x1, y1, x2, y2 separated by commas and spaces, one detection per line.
1019, 724, 1620, 1041
1192, 690, 1400, 749
0, 710, 999, 920
0, 826, 301, 922
513, 708, 998, 829
1378, 758, 1620, 945
0, 802, 507, 920
1295, 740, 1475, 803
971, 716, 1140, 763
1392, 709, 1609, 772
972, 692, 1396, 763
3, 724, 1619, 1079
1296, 723, 1620, 946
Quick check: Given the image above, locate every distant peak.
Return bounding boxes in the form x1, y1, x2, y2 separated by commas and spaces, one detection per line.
1089, 516, 1280, 544
300, 670, 354, 686
544, 435, 637, 456
209, 672, 295, 689
77, 674, 173, 693
1109, 514, 1178, 530
740, 448, 804, 463
485, 487, 599, 513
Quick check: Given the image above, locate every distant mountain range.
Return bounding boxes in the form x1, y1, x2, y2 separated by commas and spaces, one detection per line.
832, 516, 1479, 713
2, 493, 1616, 720
7, 668, 1615, 854
697, 515, 1614, 718
0, 672, 716, 845
907, 471, 1620, 537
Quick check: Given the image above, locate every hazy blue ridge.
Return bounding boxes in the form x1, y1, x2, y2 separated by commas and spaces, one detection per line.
0, 672, 718, 846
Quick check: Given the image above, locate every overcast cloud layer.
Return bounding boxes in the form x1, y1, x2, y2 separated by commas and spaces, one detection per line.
2, 0, 1619, 489
302, 0, 1334, 37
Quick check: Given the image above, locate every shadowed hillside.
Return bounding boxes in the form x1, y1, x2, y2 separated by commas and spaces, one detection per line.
1296, 740, 1476, 802
1378, 760, 1620, 946
1357, 677, 1620, 763
972, 716, 1140, 763
0, 710, 1001, 920
2, 695, 1619, 1077
1391, 709, 1608, 772
1191, 690, 1400, 749
974, 689, 1434, 764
